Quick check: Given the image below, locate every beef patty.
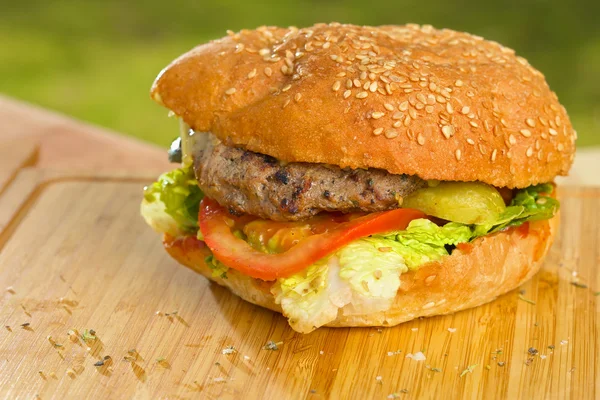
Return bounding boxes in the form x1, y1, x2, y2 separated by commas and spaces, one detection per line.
193, 136, 427, 221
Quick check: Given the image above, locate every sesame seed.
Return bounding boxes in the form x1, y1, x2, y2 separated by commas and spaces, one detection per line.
526, 118, 536, 127
392, 112, 403, 120
555, 116, 562, 126
491, 149, 497, 162
557, 143, 565, 151
330, 54, 338, 61
526, 147, 533, 157
369, 81, 378, 92
385, 129, 398, 139
425, 105, 434, 113
371, 112, 385, 119
247, 69, 257, 79
549, 128, 558, 136
353, 79, 361, 88
373, 127, 383, 135
509, 134, 517, 145
282, 84, 292, 92
264, 67, 273, 77
399, 101, 409, 111
455, 149, 462, 161
469, 121, 479, 127
520, 129, 532, 137
258, 48, 270, 56
404, 115, 412, 126
500, 118, 508, 127
393, 121, 402, 128
343, 90, 351, 99
429, 82, 437, 91
384, 103, 394, 111
417, 133, 425, 145
225, 88, 236, 95
322, 41, 331, 49
294, 93, 302, 102
467, 138, 475, 145
441, 125, 454, 139
283, 98, 291, 108
446, 103, 454, 114
417, 93, 427, 104
332, 81, 341, 91
455, 80, 464, 87
484, 120, 491, 132
461, 106, 470, 115
356, 91, 369, 99
336, 72, 347, 77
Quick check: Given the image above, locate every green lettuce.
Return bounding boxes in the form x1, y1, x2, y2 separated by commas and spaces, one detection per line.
474, 183, 559, 236
141, 166, 203, 236
271, 258, 350, 333
380, 219, 475, 268
338, 240, 406, 315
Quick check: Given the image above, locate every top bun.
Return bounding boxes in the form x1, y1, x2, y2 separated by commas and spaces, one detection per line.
151, 23, 575, 188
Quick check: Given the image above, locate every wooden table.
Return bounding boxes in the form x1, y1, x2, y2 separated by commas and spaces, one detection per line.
0, 95, 599, 399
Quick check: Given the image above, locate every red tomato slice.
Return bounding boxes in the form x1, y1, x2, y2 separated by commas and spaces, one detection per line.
199, 197, 426, 281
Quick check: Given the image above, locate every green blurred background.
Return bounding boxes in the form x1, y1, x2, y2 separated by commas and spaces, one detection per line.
1, 0, 598, 147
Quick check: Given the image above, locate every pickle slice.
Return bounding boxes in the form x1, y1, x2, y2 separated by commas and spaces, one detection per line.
402, 182, 506, 225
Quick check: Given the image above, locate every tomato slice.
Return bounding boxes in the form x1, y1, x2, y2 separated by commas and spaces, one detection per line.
199, 197, 426, 280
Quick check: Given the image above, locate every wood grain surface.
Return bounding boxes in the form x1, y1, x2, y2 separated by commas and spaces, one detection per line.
0, 95, 171, 173
0, 170, 598, 400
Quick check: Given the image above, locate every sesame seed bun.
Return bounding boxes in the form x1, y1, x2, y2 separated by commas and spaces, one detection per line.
151, 23, 575, 188
163, 214, 557, 333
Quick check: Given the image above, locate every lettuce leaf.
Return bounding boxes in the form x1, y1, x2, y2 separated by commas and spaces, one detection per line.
141, 166, 203, 236
474, 183, 559, 235
338, 239, 406, 315
272, 257, 352, 333
385, 219, 474, 268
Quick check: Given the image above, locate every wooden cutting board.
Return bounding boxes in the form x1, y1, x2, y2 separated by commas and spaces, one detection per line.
0, 168, 598, 400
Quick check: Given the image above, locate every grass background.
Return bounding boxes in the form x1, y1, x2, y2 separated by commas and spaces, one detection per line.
1, 0, 598, 147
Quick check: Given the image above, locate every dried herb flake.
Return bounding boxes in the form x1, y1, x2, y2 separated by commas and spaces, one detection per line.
518, 295, 536, 305
263, 341, 282, 351
571, 282, 588, 289
460, 364, 478, 377
81, 329, 97, 341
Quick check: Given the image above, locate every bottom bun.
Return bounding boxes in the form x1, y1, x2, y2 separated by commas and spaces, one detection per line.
164, 215, 558, 330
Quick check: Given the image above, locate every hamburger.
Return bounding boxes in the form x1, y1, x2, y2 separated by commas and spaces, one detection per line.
141, 23, 575, 333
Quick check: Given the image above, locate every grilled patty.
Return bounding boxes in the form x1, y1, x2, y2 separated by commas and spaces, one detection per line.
194, 136, 427, 221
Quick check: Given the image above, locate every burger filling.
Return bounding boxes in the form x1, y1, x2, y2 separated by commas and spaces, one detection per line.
194, 134, 428, 221
142, 129, 559, 333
